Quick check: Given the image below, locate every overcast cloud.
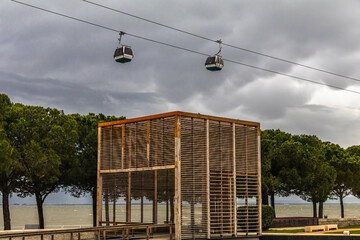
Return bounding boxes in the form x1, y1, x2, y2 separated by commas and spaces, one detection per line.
1, 0, 360, 148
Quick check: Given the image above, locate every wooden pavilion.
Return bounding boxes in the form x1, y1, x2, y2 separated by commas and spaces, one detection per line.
97, 111, 261, 239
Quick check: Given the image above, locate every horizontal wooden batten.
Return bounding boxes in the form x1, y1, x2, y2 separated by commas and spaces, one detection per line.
98, 111, 260, 128
100, 165, 176, 174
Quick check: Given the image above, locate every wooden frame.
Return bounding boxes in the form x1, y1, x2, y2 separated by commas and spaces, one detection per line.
97, 111, 261, 239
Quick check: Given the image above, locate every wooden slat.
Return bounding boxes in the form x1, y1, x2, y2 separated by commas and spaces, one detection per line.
206, 119, 210, 239
257, 132, 262, 235
232, 123, 237, 236
174, 115, 181, 240
99, 165, 175, 174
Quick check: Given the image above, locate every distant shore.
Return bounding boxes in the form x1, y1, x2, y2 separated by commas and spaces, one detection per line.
1, 204, 360, 230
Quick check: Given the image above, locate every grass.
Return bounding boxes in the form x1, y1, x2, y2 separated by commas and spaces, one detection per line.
326, 230, 360, 234
263, 229, 304, 233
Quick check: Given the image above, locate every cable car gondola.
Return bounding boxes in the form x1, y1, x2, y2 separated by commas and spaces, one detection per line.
114, 32, 133, 63
205, 40, 224, 71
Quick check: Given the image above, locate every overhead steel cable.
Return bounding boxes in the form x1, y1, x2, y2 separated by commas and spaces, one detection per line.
82, 0, 360, 83
10, 0, 360, 95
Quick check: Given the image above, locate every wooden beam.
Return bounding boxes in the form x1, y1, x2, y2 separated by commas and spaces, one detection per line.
100, 165, 175, 174
174, 115, 181, 240
96, 127, 103, 226
98, 111, 260, 129
98, 112, 180, 127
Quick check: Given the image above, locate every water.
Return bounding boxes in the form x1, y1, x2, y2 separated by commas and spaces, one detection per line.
1, 204, 360, 230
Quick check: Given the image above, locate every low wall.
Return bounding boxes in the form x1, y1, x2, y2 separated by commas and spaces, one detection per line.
269, 217, 318, 228
319, 217, 360, 227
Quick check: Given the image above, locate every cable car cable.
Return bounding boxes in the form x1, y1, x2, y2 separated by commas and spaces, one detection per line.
10, 0, 360, 95
81, 0, 360, 83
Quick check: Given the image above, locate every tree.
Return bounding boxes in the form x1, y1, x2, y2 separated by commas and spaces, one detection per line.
0, 128, 18, 230
65, 113, 124, 226
7, 104, 77, 228
346, 146, 360, 201
261, 129, 291, 214
0, 94, 21, 230
282, 135, 336, 217
324, 142, 353, 218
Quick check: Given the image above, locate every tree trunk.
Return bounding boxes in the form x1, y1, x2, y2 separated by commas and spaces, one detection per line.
2, 190, 11, 230
340, 195, 344, 218
91, 187, 97, 227
270, 192, 276, 217
35, 193, 45, 229
312, 201, 317, 218
262, 193, 269, 205
318, 202, 323, 218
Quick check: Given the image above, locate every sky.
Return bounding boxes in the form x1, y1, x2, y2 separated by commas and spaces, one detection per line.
1, 0, 360, 204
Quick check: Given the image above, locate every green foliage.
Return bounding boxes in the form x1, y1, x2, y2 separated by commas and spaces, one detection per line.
262, 205, 275, 230
261, 129, 291, 203
346, 146, 360, 197
0, 129, 15, 176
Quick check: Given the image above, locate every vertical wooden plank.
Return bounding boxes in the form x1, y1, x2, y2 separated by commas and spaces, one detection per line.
153, 170, 158, 223
147, 120, 150, 167
174, 115, 181, 240
206, 119, 211, 239
96, 127, 103, 226
110, 126, 115, 224
127, 172, 132, 223
257, 127, 262, 235
121, 124, 124, 169
135, 123, 137, 168
219, 122, 223, 237
141, 172, 144, 223
113, 187, 116, 223
166, 169, 169, 223
245, 129, 249, 235
129, 124, 132, 168
233, 123, 237, 236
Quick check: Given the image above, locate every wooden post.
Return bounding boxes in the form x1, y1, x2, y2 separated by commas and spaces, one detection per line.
257, 128, 262, 235
206, 120, 211, 239
121, 124, 124, 169
219, 122, 223, 237
126, 172, 131, 223
245, 129, 249, 235
174, 115, 181, 240
233, 123, 237, 236
96, 127, 103, 226
113, 186, 116, 223
141, 172, 144, 223
153, 170, 158, 224
147, 120, 150, 167
166, 169, 169, 223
